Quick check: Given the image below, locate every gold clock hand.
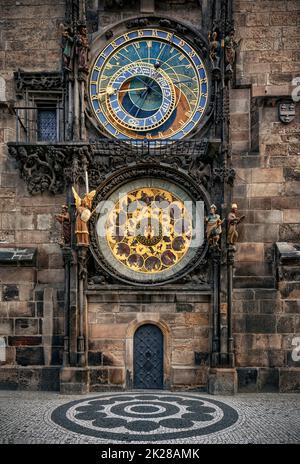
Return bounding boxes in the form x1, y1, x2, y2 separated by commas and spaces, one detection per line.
97, 86, 148, 98
118, 87, 147, 93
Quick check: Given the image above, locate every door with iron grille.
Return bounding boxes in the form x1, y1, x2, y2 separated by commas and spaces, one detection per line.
133, 324, 164, 389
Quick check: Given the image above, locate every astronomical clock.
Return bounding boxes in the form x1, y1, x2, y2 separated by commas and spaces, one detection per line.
88, 24, 212, 286
89, 28, 209, 140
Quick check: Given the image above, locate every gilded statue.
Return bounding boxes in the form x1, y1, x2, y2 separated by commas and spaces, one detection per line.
205, 204, 224, 247
227, 203, 245, 245
72, 187, 96, 246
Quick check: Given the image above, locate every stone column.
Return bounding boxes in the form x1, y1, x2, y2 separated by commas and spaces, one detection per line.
227, 244, 235, 367
62, 247, 73, 366
77, 246, 88, 367
211, 247, 221, 367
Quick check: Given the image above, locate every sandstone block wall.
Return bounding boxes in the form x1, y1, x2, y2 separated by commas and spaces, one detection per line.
231, 0, 300, 391
87, 291, 211, 390
0, 0, 66, 372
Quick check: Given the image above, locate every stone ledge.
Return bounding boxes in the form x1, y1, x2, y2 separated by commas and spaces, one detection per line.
0, 366, 60, 391
276, 242, 300, 266
279, 368, 300, 393
208, 368, 238, 395
60, 367, 89, 395
237, 367, 300, 393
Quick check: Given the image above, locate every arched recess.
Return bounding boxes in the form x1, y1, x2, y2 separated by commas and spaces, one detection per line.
125, 318, 171, 389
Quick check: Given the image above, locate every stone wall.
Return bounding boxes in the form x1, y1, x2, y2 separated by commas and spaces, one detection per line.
0, 0, 299, 393
0, 0, 65, 373
94, 0, 202, 31
231, 0, 300, 392
235, 0, 300, 88
87, 290, 211, 391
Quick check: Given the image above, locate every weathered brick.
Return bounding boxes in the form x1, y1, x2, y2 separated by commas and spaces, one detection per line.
37, 214, 52, 230
16, 347, 44, 366
270, 12, 297, 26
15, 318, 39, 335
242, 38, 274, 51
15, 214, 34, 230
283, 37, 300, 50
249, 183, 283, 197
8, 336, 42, 346
253, 210, 283, 223
277, 316, 295, 333
37, 269, 64, 284
246, 315, 276, 333
237, 368, 258, 392
279, 224, 300, 241
89, 324, 128, 339
283, 209, 300, 223
0, 318, 13, 336
8, 301, 35, 318
258, 368, 279, 392
260, 299, 282, 314
251, 167, 283, 183
2, 285, 19, 301
239, 224, 279, 242
283, 300, 300, 313
236, 242, 265, 262
279, 369, 300, 393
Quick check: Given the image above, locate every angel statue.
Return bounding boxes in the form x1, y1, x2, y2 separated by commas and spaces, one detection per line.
72, 187, 96, 246
205, 204, 224, 248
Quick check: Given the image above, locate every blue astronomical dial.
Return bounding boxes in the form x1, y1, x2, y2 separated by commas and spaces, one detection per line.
89, 29, 209, 140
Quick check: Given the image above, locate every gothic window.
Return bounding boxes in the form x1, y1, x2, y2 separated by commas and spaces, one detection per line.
37, 106, 57, 142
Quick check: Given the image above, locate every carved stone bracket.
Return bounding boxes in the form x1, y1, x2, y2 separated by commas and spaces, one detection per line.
8, 143, 90, 194
8, 139, 222, 195
213, 166, 236, 186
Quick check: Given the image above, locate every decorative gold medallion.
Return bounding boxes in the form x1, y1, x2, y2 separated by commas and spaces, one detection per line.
105, 187, 192, 274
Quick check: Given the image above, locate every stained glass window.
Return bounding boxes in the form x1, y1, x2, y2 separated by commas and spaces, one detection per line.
37, 108, 57, 142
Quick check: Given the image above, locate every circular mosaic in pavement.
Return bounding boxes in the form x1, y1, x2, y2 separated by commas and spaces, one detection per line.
51, 393, 239, 442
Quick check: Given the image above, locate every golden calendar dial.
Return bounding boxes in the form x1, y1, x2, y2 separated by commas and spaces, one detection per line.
105, 188, 192, 274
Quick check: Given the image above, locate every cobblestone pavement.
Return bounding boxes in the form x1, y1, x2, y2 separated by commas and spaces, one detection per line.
0, 390, 299, 444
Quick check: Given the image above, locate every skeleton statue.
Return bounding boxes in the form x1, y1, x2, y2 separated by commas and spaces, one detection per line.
208, 31, 221, 68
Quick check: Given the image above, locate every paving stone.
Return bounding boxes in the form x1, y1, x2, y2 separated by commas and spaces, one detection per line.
0, 390, 299, 443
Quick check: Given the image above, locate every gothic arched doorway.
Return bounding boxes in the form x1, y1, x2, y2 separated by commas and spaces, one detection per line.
133, 324, 164, 389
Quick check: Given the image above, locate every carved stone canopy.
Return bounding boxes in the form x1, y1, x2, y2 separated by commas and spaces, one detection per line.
14, 70, 64, 97
8, 139, 231, 196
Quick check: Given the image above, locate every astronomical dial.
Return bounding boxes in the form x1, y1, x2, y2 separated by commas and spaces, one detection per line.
89, 28, 209, 140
